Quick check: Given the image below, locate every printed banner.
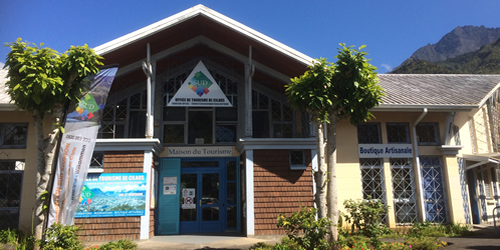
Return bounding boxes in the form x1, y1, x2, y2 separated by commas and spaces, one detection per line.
48, 67, 118, 226
76, 173, 146, 218
167, 61, 232, 107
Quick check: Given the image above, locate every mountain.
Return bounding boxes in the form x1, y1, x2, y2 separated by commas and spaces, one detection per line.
391, 37, 500, 74
411, 25, 500, 62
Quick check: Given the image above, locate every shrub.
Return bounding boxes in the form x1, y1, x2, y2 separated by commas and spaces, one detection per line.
276, 207, 332, 250
0, 228, 34, 250
99, 239, 137, 250
342, 198, 391, 238
38, 223, 83, 250
404, 237, 446, 250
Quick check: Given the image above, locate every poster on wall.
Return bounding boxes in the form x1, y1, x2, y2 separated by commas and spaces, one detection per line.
75, 173, 147, 218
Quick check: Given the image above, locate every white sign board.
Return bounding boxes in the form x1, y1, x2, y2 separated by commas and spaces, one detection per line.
167, 61, 232, 107
168, 146, 233, 157
359, 144, 414, 158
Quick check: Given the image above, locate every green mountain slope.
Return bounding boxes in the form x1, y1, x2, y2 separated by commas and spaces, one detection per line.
391, 38, 500, 74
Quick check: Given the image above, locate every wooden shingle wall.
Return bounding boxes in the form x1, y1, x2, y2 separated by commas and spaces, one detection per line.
253, 149, 314, 235
75, 151, 145, 241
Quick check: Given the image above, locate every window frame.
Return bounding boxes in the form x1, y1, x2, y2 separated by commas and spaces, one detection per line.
0, 123, 28, 149
289, 150, 306, 170
357, 123, 382, 144
386, 123, 411, 144
416, 122, 440, 146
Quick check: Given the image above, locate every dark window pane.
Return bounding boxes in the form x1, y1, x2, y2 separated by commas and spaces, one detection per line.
252, 111, 269, 138
227, 161, 236, 181
164, 107, 186, 121
357, 123, 381, 144
128, 111, 146, 138
216, 107, 237, 122
216, 124, 236, 143
227, 206, 237, 228
227, 182, 236, 205
188, 110, 213, 144
164, 124, 184, 143
387, 123, 410, 143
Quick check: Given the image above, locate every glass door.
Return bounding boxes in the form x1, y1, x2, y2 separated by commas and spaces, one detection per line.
179, 170, 223, 233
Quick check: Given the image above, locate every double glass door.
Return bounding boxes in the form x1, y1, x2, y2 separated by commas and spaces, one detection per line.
180, 170, 222, 233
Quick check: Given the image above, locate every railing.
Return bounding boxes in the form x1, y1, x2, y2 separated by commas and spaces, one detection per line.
493, 206, 500, 235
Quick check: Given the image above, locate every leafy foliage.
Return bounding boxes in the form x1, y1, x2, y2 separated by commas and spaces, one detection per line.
276, 207, 333, 250
98, 239, 137, 250
3, 38, 103, 118
342, 198, 391, 238
286, 44, 384, 125
38, 223, 83, 250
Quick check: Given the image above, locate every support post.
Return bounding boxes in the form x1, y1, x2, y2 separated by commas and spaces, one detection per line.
245, 46, 254, 137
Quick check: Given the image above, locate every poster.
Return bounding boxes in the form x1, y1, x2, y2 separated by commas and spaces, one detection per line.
75, 173, 147, 218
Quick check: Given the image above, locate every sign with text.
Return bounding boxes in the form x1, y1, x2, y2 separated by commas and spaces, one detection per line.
167, 146, 233, 157
167, 61, 232, 107
359, 144, 414, 158
75, 173, 147, 218
48, 67, 118, 226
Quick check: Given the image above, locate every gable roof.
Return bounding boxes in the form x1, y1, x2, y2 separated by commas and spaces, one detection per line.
95, 4, 313, 80
377, 74, 500, 111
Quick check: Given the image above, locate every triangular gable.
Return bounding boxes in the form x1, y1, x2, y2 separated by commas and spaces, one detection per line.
167, 61, 232, 107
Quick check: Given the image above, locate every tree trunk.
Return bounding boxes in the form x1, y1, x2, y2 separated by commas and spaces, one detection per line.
313, 116, 327, 219
326, 115, 339, 245
32, 107, 64, 247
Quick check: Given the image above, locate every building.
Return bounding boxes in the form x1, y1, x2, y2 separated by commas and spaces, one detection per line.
1, 4, 500, 241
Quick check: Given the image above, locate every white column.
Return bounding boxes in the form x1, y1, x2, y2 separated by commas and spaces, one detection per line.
140, 150, 153, 239
311, 149, 317, 209
245, 150, 254, 235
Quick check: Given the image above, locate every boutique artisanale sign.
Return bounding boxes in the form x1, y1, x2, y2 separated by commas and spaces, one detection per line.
358, 144, 414, 158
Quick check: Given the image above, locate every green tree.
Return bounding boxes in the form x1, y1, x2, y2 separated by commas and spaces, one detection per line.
286, 44, 383, 245
3, 38, 102, 244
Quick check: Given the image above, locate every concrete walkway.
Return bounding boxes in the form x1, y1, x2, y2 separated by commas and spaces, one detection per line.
125, 224, 500, 250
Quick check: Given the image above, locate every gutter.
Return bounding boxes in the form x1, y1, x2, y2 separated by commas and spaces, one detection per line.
412, 108, 428, 223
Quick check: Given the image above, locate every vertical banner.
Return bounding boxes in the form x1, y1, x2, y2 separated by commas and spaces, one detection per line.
48, 66, 118, 226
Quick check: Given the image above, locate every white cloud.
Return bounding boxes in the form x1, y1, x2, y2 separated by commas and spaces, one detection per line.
380, 64, 392, 72
0, 62, 4, 69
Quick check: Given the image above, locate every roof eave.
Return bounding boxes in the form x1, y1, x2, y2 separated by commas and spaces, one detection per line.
373, 104, 477, 112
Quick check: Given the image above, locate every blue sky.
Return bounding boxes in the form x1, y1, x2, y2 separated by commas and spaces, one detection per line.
0, 0, 499, 73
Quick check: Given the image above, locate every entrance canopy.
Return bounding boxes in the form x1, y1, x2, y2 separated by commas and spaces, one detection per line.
463, 153, 500, 170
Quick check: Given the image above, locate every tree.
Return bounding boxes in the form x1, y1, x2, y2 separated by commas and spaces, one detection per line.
3, 38, 102, 243
285, 44, 383, 245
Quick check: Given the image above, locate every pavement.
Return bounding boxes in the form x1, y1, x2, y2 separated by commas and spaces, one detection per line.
90, 225, 500, 250
4, 225, 499, 250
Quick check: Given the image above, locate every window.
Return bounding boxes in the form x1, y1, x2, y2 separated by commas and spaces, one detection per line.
290, 150, 306, 170
360, 158, 384, 200
453, 125, 461, 145
89, 152, 104, 172
386, 123, 410, 144
390, 158, 418, 224
253, 90, 294, 138
357, 123, 381, 144
161, 68, 239, 144
0, 123, 28, 148
479, 169, 492, 199
0, 160, 24, 230
416, 123, 440, 145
